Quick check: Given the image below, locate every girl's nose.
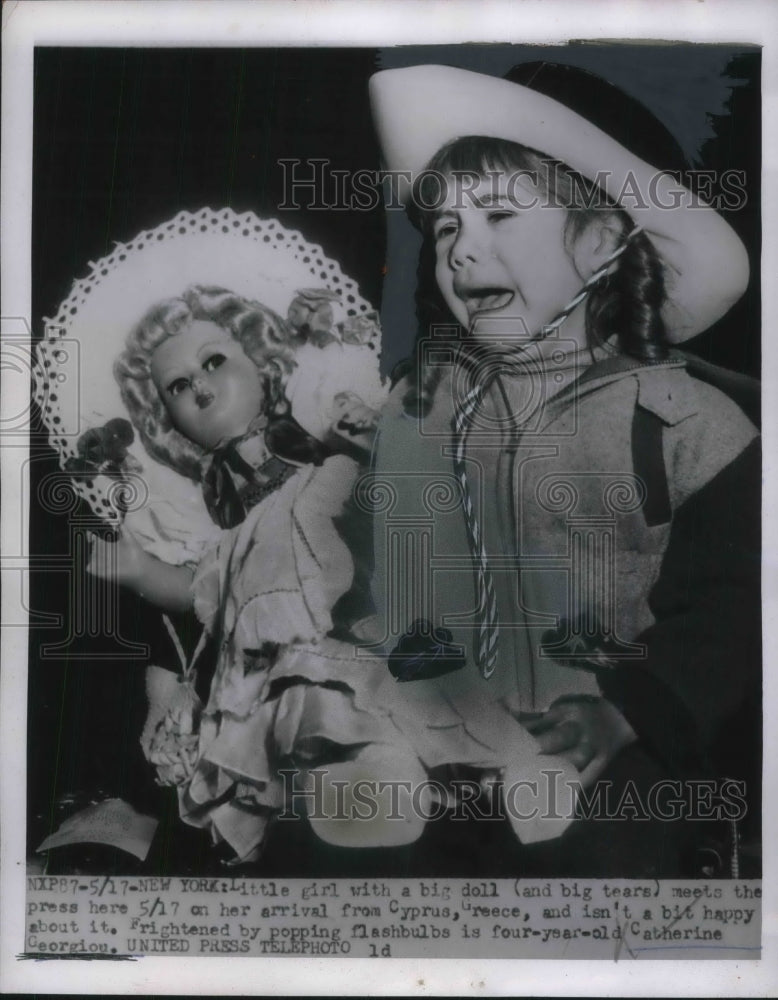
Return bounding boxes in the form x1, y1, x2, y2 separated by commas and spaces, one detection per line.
449, 224, 487, 270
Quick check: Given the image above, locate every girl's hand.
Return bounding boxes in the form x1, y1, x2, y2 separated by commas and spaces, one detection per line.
86, 528, 148, 589
518, 694, 637, 786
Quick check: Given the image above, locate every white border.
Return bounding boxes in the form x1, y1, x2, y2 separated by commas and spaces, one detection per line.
2, 0, 777, 995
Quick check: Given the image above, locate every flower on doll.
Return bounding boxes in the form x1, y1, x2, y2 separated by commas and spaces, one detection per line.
142, 673, 202, 787
65, 418, 144, 518
287, 288, 340, 346
287, 287, 381, 351
65, 418, 143, 480
340, 312, 381, 349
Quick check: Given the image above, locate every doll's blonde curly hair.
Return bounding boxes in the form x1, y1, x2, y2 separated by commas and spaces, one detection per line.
115, 285, 296, 481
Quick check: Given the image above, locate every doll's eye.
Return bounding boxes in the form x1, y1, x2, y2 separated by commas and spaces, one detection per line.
166, 377, 190, 397
202, 353, 227, 372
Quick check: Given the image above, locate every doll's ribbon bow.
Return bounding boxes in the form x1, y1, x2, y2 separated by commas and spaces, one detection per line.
202, 441, 261, 529
203, 414, 335, 529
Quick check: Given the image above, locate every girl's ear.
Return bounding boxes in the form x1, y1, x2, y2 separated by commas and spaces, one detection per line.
571, 216, 624, 280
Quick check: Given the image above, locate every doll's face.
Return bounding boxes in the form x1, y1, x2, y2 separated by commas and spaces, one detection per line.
431, 171, 589, 343
150, 321, 266, 451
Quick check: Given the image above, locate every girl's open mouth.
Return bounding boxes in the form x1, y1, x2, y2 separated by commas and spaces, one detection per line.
465, 288, 515, 316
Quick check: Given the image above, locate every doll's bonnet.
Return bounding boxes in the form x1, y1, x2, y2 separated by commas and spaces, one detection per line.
35, 209, 381, 564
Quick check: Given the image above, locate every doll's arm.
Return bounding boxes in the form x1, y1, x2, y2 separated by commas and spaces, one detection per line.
325, 391, 381, 457
87, 528, 194, 614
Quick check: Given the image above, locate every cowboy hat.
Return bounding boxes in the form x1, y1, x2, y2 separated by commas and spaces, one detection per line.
369, 64, 750, 341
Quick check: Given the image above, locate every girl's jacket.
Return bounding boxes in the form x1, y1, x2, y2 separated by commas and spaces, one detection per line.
370, 350, 759, 784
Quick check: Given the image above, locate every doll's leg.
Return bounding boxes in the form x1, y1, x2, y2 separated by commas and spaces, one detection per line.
303, 742, 429, 850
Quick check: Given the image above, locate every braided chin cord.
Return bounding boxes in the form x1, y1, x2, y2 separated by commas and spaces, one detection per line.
453, 393, 500, 678
538, 225, 643, 340
452, 225, 642, 679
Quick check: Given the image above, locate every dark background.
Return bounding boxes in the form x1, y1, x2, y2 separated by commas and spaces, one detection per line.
28, 45, 761, 873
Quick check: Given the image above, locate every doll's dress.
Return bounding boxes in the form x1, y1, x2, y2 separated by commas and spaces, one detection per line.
177, 435, 420, 863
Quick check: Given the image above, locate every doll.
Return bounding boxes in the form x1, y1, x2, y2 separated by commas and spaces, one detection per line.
88, 284, 422, 864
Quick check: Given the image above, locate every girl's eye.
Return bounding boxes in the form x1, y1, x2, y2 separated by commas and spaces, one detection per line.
203, 353, 227, 372
166, 377, 190, 397
433, 221, 458, 241
487, 209, 514, 224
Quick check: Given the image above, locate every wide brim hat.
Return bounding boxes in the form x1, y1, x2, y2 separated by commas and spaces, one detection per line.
35, 208, 381, 565
369, 64, 749, 343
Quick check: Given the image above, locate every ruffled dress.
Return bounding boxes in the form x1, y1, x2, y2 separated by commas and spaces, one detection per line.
169, 443, 421, 863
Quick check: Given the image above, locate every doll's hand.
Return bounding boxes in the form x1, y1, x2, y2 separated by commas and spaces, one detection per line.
330, 392, 380, 438
86, 527, 194, 612
519, 695, 637, 785
86, 527, 148, 589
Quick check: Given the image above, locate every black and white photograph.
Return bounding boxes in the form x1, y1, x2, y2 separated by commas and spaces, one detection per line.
2, 0, 775, 993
